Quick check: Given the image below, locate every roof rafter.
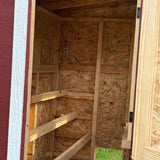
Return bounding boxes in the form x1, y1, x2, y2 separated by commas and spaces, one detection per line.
38, 0, 136, 11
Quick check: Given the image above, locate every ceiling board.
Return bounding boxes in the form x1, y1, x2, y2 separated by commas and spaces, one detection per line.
38, 0, 137, 11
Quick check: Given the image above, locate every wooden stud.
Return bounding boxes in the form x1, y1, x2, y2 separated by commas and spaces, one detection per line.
66, 92, 94, 100
54, 133, 92, 160
53, 152, 90, 160
29, 111, 79, 142
33, 65, 58, 73
60, 64, 129, 74
31, 90, 69, 104
91, 21, 104, 160
24, 0, 36, 160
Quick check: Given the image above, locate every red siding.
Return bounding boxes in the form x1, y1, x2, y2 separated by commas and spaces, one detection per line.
0, 1, 15, 160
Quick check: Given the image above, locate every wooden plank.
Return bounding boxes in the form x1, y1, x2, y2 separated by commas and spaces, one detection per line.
33, 65, 58, 73
60, 64, 129, 74
53, 152, 90, 160
37, 6, 60, 20
56, 113, 92, 121
24, 0, 36, 159
144, 148, 160, 160
66, 92, 94, 100
54, 133, 92, 160
132, 0, 160, 159
39, 0, 135, 11
91, 21, 104, 160
60, 17, 134, 23
31, 90, 69, 104
29, 111, 79, 142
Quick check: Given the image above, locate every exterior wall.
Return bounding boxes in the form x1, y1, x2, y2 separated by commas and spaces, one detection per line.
0, 1, 15, 159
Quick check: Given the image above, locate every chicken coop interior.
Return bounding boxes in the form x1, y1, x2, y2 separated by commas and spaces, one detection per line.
26, 0, 139, 159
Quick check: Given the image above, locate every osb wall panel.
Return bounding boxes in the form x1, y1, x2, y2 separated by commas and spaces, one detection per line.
59, 22, 98, 65
97, 73, 128, 149
58, 71, 95, 92
55, 21, 98, 158
56, 20, 134, 158
151, 54, 160, 150
97, 22, 133, 149
101, 22, 132, 67
28, 7, 59, 160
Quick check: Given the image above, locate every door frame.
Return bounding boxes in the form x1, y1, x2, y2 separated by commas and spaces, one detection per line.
131, 0, 160, 159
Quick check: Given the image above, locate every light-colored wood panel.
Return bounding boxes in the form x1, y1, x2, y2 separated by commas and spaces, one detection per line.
91, 21, 104, 160
132, 0, 160, 159
144, 148, 160, 160
29, 111, 79, 142
31, 90, 69, 104
60, 64, 129, 74
54, 133, 91, 160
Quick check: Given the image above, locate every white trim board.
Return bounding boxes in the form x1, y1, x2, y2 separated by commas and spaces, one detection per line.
7, 0, 29, 160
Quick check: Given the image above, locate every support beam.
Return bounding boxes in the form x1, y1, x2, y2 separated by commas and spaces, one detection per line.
60, 64, 129, 74
33, 65, 58, 73
37, 6, 60, 20
91, 21, 104, 160
39, 0, 135, 11
31, 90, 69, 104
53, 152, 90, 160
29, 111, 79, 142
61, 17, 134, 23
54, 133, 91, 160
66, 92, 94, 100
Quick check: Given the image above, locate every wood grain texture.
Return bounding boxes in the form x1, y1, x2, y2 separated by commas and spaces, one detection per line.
31, 90, 69, 104
91, 21, 104, 160
97, 21, 133, 150
28, 6, 60, 160
132, 0, 160, 159
151, 44, 160, 150
53, 2, 136, 19
54, 133, 91, 160
38, 0, 136, 11
29, 111, 79, 142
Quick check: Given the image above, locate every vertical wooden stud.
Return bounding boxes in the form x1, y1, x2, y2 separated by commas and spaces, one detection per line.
91, 21, 104, 160
24, 0, 36, 160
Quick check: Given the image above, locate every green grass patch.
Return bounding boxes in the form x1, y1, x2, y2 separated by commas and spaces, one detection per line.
96, 147, 123, 160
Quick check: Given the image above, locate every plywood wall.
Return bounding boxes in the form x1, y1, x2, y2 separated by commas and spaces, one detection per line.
28, 7, 60, 160
55, 20, 134, 159
54, 21, 98, 159
97, 22, 133, 149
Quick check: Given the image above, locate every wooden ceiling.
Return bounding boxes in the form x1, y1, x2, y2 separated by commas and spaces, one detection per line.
38, 0, 137, 18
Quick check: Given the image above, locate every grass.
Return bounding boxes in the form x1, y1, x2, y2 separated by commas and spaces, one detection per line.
96, 147, 123, 160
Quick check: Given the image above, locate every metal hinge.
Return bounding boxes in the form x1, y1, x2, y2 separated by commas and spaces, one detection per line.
137, 7, 141, 19
129, 112, 133, 123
